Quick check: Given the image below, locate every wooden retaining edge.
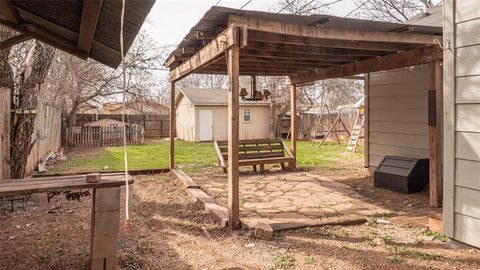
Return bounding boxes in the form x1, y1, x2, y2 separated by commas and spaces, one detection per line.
174, 169, 228, 227
172, 169, 201, 189
33, 168, 170, 177
268, 215, 367, 232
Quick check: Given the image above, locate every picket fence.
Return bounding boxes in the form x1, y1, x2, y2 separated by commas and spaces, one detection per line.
67, 125, 144, 148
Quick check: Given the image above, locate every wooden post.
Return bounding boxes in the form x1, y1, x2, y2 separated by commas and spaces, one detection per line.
169, 81, 175, 171
0, 87, 10, 180
290, 83, 297, 169
428, 60, 442, 207
90, 187, 120, 270
227, 42, 241, 229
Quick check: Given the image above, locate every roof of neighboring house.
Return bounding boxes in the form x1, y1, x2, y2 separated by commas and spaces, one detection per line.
0, 0, 155, 68
176, 88, 270, 106
84, 118, 129, 127
406, 5, 442, 27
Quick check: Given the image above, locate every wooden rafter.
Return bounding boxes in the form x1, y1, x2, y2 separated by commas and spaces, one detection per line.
243, 49, 360, 62
0, 0, 21, 24
169, 25, 243, 82
290, 46, 443, 84
0, 34, 30, 50
78, 0, 103, 54
230, 15, 441, 45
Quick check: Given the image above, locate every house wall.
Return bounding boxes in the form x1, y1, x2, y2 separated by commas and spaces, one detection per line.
443, 0, 480, 248
367, 65, 430, 170
193, 105, 270, 142
176, 96, 196, 141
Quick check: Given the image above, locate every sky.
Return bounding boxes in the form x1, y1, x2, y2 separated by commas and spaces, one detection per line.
143, 0, 358, 46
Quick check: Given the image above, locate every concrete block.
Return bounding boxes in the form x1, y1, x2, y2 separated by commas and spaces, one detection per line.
94, 187, 120, 211
91, 234, 118, 259
91, 257, 117, 270
93, 211, 120, 236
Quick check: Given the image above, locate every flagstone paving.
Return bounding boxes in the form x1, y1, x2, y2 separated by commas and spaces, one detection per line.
193, 171, 388, 229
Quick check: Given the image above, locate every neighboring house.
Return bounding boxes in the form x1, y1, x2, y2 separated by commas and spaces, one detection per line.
83, 118, 129, 128
443, 0, 480, 249
101, 99, 169, 115
365, 6, 442, 172
175, 88, 271, 142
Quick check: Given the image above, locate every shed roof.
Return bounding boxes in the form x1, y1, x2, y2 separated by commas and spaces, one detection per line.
167, 6, 443, 84
176, 88, 270, 106
0, 0, 155, 68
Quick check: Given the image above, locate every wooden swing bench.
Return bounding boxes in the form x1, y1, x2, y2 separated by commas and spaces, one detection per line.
214, 139, 295, 173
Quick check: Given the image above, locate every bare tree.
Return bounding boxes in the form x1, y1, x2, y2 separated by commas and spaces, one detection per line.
177, 74, 227, 89
10, 41, 55, 178
352, 0, 437, 22
275, 0, 341, 14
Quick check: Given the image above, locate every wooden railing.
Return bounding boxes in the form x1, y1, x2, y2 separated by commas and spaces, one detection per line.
67, 126, 144, 148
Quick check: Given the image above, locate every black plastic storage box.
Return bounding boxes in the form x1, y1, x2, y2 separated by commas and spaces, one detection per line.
374, 156, 429, 194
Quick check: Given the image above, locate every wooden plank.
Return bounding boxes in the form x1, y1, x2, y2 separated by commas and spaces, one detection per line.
456, 76, 480, 104
0, 0, 20, 23
0, 87, 10, 179
369, 108, 427, 123
172, 169, 200, 189
291, 46, 442, 84
455, 159, 480, 191
247, 30, 413, 52
454, 213, 480, 248
455, 18, 480, 48
456, 104, 480, 132
169, 82, 175, 170
455, 1, 480, 23
364, 73, 369, 168
227, 41, 240, 229
428, 60, 442, 207
169, 25, 240, 81
239, 156, 294, 166
78, 0, 103, 54
369, 132, 429, 150
0, 34, 30, 50
229, 15, 441, 45
456, 45, 480, 76
455, 132, 480, 162
369, 121, 428, 135
455, 186, 480, 219
290, 83, 297, 169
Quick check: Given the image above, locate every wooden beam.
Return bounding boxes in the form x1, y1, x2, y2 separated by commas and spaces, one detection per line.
247, 30, 414, 52
78, 0, 103, 54
169, 25, 242, 81
243, 49, 361, 62
290, 83, 297, 169
429, 60, 442, 207
0, 0, 20, 24
291, 46, 442, 84
230, 15, 441, 45
0, 87, 11, 179
169, 81, 175, 170
227, 42, 240, 229
0, 34, 30, 50
247, 41, 384, 57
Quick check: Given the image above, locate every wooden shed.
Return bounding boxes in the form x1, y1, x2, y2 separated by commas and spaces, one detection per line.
443, 0, 480, 249
175, 88, 271, 142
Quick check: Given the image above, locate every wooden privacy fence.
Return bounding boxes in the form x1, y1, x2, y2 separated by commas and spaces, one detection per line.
74, 114, 169, 138
67, 125, 144, 147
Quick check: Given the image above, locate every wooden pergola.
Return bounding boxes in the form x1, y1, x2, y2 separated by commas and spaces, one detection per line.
166, 6, 443, 228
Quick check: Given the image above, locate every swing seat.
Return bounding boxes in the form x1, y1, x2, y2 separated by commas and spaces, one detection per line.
214, 139, 295, 173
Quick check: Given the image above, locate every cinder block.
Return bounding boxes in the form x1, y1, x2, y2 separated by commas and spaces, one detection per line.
93, 211, 120, 236
94, 187, 120, 211
255, 222, 274, 240
91, 234, 118, 259
91, 257, 117, 270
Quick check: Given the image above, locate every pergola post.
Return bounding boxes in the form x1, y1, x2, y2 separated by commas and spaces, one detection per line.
169, 81, 175, 171
290, 83, 297, 169
227, 42, 241, 229
428, 60, 442, 207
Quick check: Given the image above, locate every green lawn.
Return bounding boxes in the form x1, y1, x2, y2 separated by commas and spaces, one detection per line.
53, 140, 364, 174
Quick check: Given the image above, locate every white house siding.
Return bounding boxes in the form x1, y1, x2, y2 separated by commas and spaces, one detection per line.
176, 96, 196, 142
193, 105, 270, 142
444, 0, 480, 248
367, 66, 430, 170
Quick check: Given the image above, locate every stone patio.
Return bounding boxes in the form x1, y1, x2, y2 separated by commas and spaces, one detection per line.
194, 171, 388, 230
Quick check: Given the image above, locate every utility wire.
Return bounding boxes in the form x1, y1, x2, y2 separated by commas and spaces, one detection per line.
215, 0, 222, 5
277, 0, 297, 13
239, 0, 254, 10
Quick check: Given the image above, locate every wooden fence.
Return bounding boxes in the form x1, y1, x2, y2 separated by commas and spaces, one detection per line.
25, 104, 62, 175
74, 114, 169, 138
67, 125, 144, 148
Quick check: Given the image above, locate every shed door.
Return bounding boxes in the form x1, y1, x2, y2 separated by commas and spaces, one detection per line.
199, 110, 213, 141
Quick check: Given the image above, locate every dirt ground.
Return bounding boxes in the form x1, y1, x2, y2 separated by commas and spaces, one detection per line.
1, 171, 480, 270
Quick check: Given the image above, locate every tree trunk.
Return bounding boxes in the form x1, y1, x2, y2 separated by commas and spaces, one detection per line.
10, 41, 55, 179
0, 27, 15, 180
